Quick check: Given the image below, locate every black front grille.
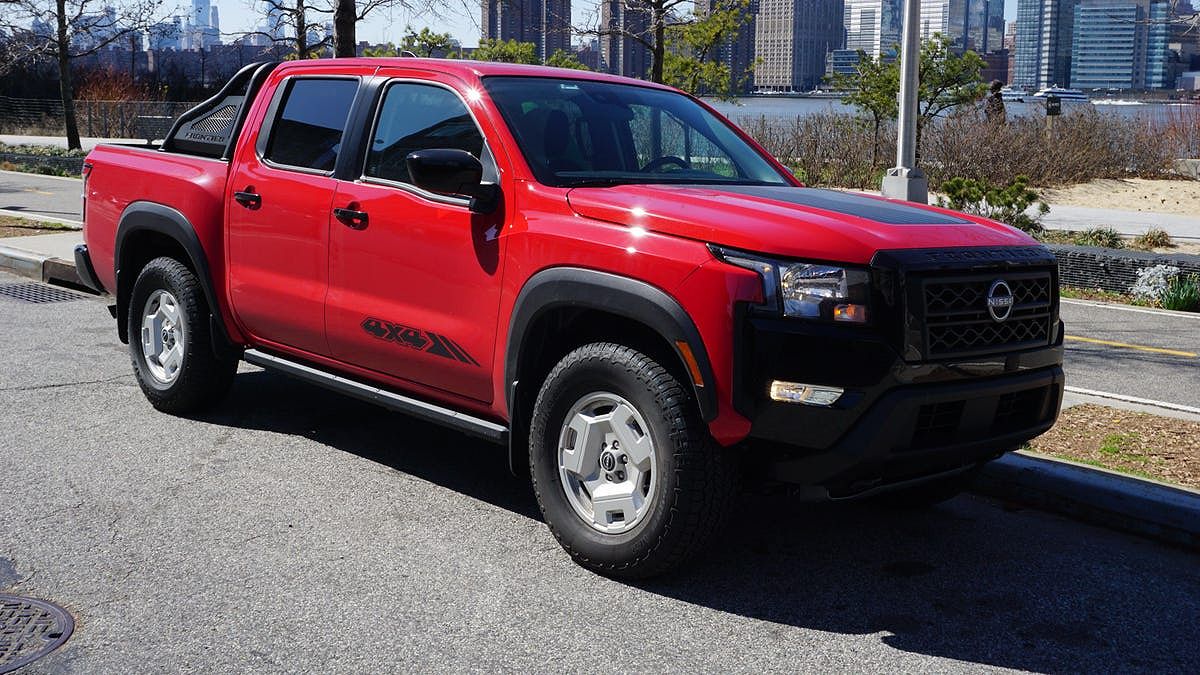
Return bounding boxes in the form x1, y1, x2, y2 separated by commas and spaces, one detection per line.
919, 272, 1055, 358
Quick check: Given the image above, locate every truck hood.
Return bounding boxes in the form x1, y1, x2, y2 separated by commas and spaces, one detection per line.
565, 184, 1036, 264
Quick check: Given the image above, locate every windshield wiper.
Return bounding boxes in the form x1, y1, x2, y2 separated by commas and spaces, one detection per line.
556, 177, 641, 188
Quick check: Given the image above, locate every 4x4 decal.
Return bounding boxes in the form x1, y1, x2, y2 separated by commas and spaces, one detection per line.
361, 318, 480, 367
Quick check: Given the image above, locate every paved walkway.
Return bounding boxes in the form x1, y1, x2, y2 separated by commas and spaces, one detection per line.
1040, 205, 1200, 241
1, 134, 138, 151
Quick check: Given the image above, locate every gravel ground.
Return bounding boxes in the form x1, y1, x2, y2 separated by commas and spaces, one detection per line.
2, 272, 1199, 673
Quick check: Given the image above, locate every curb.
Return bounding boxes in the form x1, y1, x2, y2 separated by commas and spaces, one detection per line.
975, 451, 1200, 551
0, 243, 85, 289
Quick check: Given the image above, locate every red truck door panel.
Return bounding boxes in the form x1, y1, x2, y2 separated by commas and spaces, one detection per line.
227, 76, 359, 355
325, 79, 505, 403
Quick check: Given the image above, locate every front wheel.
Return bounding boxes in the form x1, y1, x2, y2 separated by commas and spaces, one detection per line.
128, 256, 237, 413
528, 343, 736, 579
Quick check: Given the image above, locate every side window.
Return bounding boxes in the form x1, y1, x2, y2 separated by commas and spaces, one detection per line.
264, 78, 357, 172
366, 83, 487, 185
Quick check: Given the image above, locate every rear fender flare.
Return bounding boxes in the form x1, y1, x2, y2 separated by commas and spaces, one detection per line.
114, 201, 234, 355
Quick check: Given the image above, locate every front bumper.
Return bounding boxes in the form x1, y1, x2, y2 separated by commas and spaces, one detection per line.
738, 313, 1065, 497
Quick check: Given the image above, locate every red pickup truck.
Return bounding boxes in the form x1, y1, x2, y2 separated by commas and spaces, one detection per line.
77, 59, 1064, 578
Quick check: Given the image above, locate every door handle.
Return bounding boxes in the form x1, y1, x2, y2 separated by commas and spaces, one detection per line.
334, 207, 369, 230
233, 190, 261, 209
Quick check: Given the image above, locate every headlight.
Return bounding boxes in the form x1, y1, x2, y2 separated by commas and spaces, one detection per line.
711, 245, 870, 323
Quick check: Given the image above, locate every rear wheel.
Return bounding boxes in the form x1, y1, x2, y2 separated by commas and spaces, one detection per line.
128, 257, 237, 413
529, 342, 736, 579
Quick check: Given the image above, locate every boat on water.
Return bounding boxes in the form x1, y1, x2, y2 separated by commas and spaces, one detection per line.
1000, 86, 1029, 102
1033, 86, 1090, 102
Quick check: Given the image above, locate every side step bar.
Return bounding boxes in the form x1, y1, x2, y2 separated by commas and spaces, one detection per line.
244, 349, 509, 444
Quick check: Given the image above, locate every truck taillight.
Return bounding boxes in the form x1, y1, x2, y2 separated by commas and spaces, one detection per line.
81, 162, 92, 227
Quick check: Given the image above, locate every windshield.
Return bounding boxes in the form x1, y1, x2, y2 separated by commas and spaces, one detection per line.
482, 77, 792, 188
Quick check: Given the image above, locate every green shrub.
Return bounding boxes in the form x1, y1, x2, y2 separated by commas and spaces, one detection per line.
1074, 227, 1124, 249
1130, 228, 1174, 251
1160, 274, 1200, 312
936, 175, 1048, 235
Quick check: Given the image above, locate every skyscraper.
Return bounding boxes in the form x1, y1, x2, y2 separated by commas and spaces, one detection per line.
1070, 0, 1178, 90
1012, 0, 1079, 89
755, 0, 844, 92
598, 0, 650, 78
844, 0, 901, 57
482, 0, 572, 62
919, 0, 1004, 52
696, 0, 758, 94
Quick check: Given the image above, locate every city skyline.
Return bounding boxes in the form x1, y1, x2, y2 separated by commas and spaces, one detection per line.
198, 0, 1021, 49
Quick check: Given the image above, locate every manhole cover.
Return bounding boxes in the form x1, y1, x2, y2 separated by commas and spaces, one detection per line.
0, 595, 73, 673
0, 283, 87, 305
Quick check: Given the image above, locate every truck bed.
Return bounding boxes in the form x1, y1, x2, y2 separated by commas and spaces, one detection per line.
83, 144, 229, 295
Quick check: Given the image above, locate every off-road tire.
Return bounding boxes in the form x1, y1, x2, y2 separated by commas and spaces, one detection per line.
529, 342, 737, 579
128, 256, 237, 413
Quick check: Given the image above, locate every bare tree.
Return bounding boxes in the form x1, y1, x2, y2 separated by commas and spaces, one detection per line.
0, 0, 165, 148
579, 0, 740, 83
237, 0, 448, 60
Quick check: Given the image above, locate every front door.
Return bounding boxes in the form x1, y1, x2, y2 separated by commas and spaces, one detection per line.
325, 78, 507, 402
227, 75, 359, 355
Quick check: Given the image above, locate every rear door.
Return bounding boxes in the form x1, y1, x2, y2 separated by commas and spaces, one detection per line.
226, 74, 361, 355
324, 73, 508, 402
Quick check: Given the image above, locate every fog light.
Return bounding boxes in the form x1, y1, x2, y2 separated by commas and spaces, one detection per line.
769, 381, 844, 407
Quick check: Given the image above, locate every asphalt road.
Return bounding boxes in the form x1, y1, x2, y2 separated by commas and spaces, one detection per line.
0, 170, 83, 222
1061, 299, 1200, 408
2, 270, 1199, 673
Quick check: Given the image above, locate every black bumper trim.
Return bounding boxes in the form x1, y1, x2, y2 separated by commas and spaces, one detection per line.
758, 365, 1065, 495
73, 244, 105, 294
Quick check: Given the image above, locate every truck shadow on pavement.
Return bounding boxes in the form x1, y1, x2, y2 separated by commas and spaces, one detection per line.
206, 369, 1200, 673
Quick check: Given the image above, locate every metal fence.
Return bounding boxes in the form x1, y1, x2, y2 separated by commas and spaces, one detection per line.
0, 96, 198, 139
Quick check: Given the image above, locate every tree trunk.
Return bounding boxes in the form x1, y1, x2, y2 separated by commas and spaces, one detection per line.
650, 4, 665, 83
334, 0, 356, 58
55, 0, 81, 150
295, 0, 308, 59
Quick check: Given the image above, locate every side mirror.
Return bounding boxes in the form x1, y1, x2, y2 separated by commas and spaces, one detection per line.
406, 149, 499, 213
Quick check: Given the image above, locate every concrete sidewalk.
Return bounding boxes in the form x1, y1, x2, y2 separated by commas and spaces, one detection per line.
1040, 204, 1200, 241
0, 231, 85, 288
1, 134, 138, 151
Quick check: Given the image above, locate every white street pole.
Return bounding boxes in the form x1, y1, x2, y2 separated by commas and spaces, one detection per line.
881, 0, 928, 203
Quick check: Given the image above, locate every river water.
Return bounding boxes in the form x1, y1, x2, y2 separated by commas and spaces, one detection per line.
702, 96, 1198, 123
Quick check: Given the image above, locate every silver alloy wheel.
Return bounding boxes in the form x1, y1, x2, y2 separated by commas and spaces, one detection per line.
557, 391, 658, 534
140, 289, 186, 385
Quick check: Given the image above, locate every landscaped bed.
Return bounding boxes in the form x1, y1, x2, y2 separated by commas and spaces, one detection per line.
0, 215, 78, 238
1027, 403, 1200, 489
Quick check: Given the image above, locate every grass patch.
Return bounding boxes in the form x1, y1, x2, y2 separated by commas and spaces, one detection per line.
1027, 403, 1200, 488
1037, 227, 1126, 249
1130, 227, 1174, 251
1059, 286, 1158, 307
0, 215, 79, 237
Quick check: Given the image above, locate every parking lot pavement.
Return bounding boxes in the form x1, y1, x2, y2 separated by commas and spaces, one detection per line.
1061, 299, 1200, 408
2, 271, 1199, 673
0, 170, 83, 223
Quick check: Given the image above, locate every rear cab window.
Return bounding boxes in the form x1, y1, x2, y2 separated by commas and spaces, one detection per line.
262, 78, 358, 173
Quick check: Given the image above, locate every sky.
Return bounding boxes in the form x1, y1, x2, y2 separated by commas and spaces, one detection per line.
210, 0, 1020, 50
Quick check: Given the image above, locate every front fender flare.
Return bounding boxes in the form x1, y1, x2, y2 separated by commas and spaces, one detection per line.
504, 267, 717, 423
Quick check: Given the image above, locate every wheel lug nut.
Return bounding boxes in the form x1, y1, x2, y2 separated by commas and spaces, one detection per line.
605, 473, 615, 482
615, 470, 626, 481
619, 454, 628, 464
